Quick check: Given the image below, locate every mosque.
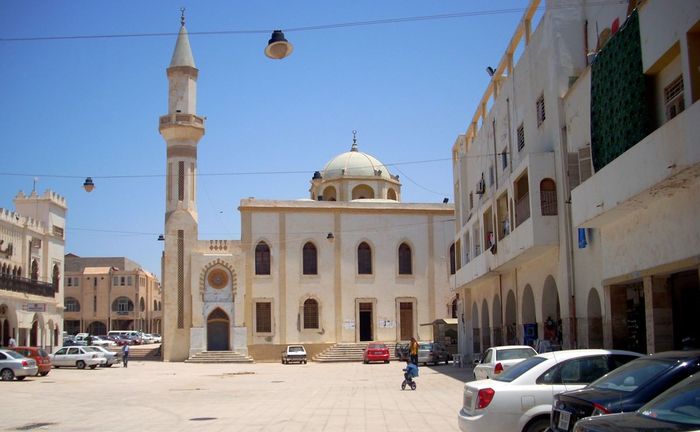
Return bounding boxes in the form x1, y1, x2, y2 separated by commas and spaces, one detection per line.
159, 20, 455, 361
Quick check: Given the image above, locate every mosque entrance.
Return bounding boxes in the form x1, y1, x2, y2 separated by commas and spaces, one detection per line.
206, 308, 230, 351
359, 302, 373, 342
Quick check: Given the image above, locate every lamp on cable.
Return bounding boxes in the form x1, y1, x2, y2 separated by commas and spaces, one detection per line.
265, 30, 293, 59
83, 177, 95, 192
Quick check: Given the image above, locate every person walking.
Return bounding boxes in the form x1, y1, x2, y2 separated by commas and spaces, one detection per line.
409, 337, 419, 365
122, 343, 130, 367
8, 336, 16, 348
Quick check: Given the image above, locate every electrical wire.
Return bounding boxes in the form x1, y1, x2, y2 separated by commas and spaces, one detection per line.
0, 0, 627, 43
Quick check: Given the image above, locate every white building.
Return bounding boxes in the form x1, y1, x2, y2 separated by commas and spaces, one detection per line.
160, 21, 455, 362
450, 0, 700, 360
0, 190, 67, 351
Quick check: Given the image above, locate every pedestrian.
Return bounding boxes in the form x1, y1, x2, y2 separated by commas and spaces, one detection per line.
8, 336, 16, 348
86, 334, 93, 346
122, 343, 130, 367
409, 337, 419, 365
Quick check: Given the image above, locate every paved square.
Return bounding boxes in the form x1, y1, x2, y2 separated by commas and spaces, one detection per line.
3, 360, 473, 431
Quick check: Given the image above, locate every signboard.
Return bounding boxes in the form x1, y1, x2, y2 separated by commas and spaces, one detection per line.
343, 319, 355, 330
22, 303, 46, 312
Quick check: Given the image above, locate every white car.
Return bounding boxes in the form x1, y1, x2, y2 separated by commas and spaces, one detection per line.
150, 334, 162, 344
473, 345, 537, 380
89, 336, 116, 347
458, 349, 642, 432
84, 346, 121, 367
51, 346, 107, 369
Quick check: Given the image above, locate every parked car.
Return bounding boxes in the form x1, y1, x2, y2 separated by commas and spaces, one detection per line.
104, 335, 130, 346
62, 337, 85, 346
363, 343, 390, 364
84, 346, 121, 367
473, 345, 537, 380
418, 341, 451, 366
150, 334, 162, 344
551, 350, 700, 432
573, 373, 700, 432
394, 342, 410, 361
0, 348, 38, 381
281, 345, 307, 364
50, 346, 107, 369
457, 349, 642, 432
10, 346, 52, 376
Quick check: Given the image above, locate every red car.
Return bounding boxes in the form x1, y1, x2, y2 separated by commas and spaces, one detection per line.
363, 342, 390, 364
11, 346, 52, 376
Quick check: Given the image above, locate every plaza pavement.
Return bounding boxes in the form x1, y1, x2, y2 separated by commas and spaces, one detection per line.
2, 359, 474, 432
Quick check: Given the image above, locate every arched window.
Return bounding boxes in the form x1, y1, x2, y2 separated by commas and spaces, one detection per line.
303, 298, 319, 329
302, 242, 317, 275
154, 300, 158, 311
387, 188, 397, 201
31, 259, 39, 281
449, 243, 456, 275
112, 297, 134, 312
352, 184, 375, 200
398, 243, 412, 275
52, 264, 60, 292
255, 242, 271, 275
357, 242, 372, 274
140, 297, 145, 312
65, 297, 80, 312
322, 186, 337, 202
540, 178, 557, 216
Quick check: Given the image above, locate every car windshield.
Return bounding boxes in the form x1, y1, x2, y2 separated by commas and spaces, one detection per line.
84, 347, 99, 352
496, 348, 537, 361
289, 346, 304, 353
590, 358, 674, 392
638, 375, 700, 425
419, 343, 432, 350
494, 356, 547, 382
369, 344, 386, 349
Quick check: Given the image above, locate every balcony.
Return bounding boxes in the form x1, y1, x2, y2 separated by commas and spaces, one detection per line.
0, 274, 55, 298
158, 113, 205, 129
454, 151, 559, 287
572, 100, 700, 228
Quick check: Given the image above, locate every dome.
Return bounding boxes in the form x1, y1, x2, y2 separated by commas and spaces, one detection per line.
322, 143, 392, 180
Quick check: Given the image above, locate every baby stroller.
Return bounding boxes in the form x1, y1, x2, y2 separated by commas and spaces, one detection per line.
401, 362, 418, 390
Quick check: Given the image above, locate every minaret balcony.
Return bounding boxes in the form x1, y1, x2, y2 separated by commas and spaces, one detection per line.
159, 113, 205, 129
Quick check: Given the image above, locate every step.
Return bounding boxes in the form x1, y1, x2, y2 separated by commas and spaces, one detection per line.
185, 351, 254, 363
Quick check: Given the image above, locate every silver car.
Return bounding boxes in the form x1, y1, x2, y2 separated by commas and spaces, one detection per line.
473, 345, 537, 380
0, 348, 38, 381
51, 346, 107, 369
417, 342, 451, 365
85, 346, 121, 367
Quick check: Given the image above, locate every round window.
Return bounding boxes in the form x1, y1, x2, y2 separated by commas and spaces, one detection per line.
207, 269, 228, 289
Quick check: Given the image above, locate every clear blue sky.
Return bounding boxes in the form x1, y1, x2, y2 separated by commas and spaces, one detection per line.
1, 0, 534, 279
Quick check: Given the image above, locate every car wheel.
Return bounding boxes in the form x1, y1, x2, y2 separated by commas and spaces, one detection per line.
54, 366, 60, 369
1, 369, 15, 381
524, 417, 550, 432
76, 360, 86, 369
363, 360, 368, 364
106, 364, 113, 368
303, 360, 307, 364
40, 371, 49, 377
16, 376, 26, 381
89, 365, 97, 369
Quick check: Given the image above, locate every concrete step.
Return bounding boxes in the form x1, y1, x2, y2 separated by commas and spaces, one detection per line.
313, 343, 399, 363
185, 351, 254, 363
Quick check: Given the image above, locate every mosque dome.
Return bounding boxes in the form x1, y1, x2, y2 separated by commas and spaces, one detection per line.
321, 140, 392, 180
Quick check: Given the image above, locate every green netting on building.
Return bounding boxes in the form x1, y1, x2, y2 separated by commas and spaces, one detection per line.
590, 10, 652, 172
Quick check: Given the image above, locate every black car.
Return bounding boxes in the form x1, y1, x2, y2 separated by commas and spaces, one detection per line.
394, 342, 409, 361
573, 373, 700, 432
551, 350, 700, 432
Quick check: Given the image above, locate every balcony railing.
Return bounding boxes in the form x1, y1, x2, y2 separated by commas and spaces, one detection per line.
0, 274, 55, 298
515, 192, 531, 227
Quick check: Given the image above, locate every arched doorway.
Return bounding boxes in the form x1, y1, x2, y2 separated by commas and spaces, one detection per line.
587, 289, 603, 348
492, 295, 503, 346
481, 300, 491, 352
87, 321, 107, 336
542, 275, 561, 345
207, 308, 230, 351
2, 318, 10, 346
30, 321, 38, 346
505, 290, 517, 344
522, 284, 537, 345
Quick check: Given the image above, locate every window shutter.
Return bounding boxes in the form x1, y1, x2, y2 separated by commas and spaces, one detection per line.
568, 152, 580, 190
578, 145, 593, 183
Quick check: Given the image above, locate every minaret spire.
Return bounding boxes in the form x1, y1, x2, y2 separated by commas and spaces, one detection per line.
180, 7, 186, 27
351, 130, 358, 152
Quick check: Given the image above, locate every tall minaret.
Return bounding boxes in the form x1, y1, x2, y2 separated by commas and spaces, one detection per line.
160, 11, 204, 362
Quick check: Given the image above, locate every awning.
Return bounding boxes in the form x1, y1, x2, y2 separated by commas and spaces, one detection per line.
420, 318, 458, 326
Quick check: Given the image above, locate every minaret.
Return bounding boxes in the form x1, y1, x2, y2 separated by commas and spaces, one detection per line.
160, 10, 204, 362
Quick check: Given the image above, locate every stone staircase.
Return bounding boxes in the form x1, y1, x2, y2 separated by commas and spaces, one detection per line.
314, 342, 399, 363
185, 351, 254, 363
108, 345, 161, 361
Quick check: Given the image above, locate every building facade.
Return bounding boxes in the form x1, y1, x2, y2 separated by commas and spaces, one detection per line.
450, 0, 700, 361
160, 22, 455, 361
63, 255, 162, 336
0, 190, 66, 351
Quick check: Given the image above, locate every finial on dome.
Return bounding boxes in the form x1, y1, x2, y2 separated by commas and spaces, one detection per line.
351, 130, 358, 152
180, 7, 186, 27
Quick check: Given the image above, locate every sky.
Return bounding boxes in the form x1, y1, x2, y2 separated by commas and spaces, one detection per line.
1, 0, 537, 279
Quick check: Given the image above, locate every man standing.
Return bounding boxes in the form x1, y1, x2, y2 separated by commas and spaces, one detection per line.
409, 337, 419, 365
8, 336, 16, 348
122, 343, 130, 367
